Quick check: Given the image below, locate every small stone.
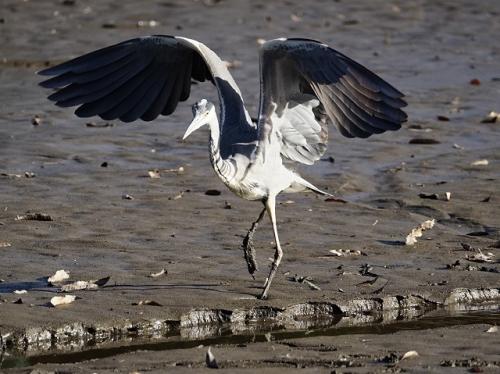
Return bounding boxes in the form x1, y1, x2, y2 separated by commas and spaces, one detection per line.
480, 111, 499, 123
31, 115, 42, 126
419, 193, 439, 200
409, 138, 441, 144
205, 189, 221, 196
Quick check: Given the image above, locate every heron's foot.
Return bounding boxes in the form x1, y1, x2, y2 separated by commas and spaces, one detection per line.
257, 277, 270, 299
242, 233, 258, 278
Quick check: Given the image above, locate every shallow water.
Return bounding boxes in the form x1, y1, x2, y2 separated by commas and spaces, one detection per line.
2, 307, 499, 369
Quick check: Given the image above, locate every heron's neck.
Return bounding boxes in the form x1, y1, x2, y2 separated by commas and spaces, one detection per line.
208, 118, 234, 182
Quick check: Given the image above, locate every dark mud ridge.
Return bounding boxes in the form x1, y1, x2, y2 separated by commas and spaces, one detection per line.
1, 287, 499, 354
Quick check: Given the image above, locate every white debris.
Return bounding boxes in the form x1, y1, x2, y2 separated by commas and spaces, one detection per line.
148, 169, 161, 178
206, 346, 218, 369
401, 350, 419, 360
480, 111, 499, 123
13, 290, 27, 294
303, 279, 321, 290
405, 219, 435, 245
486, 325, 498, 333
172, 192, 184, 200
61, 276, 110, 291
162, 166, 184, 173
48, 270, 70, 284
137, 20, 159, 27
61, 280, 97, 292
329, 249, 364, 256
149, 268, 167, 278
471, 159, 489, 166
50, 295, 76, 307
466, 249, 495, 263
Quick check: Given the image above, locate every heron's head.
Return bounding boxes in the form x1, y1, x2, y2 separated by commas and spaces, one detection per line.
183, 99, 216, 140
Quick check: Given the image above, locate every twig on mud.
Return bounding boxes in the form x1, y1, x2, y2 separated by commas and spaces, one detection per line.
288, 274, 321, 291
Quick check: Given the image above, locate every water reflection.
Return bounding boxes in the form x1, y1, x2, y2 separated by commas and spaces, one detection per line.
1, 305, 498, 369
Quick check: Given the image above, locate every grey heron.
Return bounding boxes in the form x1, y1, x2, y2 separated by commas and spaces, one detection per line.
38, 35, 407, 299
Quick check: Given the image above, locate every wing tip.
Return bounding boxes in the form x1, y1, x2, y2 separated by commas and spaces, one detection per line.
38, 80, 51, 88
74, 106, 95, 118
37, 67, 53, 76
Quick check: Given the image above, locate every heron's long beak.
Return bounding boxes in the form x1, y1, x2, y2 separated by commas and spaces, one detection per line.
183, 114, 206, 140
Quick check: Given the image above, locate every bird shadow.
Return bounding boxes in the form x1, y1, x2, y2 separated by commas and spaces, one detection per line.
98, 283, 246, 296
0, 278, 258, 298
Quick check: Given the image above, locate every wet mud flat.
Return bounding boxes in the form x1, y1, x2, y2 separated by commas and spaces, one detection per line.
1, 0, 500, 372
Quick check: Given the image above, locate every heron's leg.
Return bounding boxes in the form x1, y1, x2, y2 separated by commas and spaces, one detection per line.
259, 195, 283, 300
242, 205, 266, 278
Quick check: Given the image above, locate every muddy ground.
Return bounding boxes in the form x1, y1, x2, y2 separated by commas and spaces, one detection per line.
0, 0, 499, 372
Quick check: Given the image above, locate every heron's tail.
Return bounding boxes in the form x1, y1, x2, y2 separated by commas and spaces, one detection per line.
286, 173, 333, 197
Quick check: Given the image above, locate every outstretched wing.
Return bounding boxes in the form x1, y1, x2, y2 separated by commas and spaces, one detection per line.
38, 35, 252, 135
257, 38, 407, 165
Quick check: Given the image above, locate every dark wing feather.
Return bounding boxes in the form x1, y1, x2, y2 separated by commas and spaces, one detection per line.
258, 38, 407, 164
39, 41, 135, 76
38, 35, 215, 122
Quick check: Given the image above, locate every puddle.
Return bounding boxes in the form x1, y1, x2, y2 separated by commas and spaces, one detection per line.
2, 307, 499, 369
0, 278, 50, 294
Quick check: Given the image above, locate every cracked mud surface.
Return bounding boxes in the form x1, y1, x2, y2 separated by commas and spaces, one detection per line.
1, 0, 499, 371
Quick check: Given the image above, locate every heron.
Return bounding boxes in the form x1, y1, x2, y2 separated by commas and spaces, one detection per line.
38, 35, 407, 299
